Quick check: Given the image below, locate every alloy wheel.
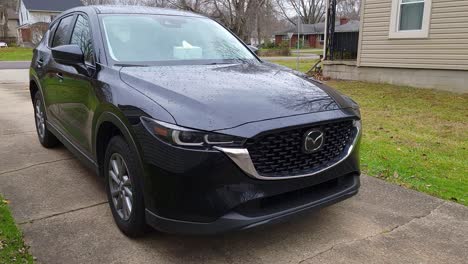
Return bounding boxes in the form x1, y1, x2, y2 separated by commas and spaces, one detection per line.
35, 99, 45, 139
108, 153, 134, 221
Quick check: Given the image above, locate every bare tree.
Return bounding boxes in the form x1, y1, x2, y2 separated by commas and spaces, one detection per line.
81, 0, 169, 5
166, 0, 210, 12
0, 0, 17, 39
336, 0, 360, 20
144, 0, 171, 7
81, 0, 281, 44
255, 0, 285, 44
210, 0, 266, 41
81, 0, 118, 5
31, 22, 48, 44
275, 0, 325, 25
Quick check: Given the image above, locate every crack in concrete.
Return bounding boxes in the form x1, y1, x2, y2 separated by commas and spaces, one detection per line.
297, 202, 446, 264
0, 158, 74, 177
18, 201, 108, 225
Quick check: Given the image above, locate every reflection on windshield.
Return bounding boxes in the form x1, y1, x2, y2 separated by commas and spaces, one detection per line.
101, 15, 255, 64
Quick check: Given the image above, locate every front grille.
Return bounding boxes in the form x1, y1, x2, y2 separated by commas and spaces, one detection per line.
245, 120, 356, 177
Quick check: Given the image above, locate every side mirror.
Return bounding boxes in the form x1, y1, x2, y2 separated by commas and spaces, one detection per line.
248, 45, 259, 55
51, 44, 84, 66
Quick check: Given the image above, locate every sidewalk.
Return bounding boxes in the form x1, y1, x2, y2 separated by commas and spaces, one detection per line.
0, 69, 29, 83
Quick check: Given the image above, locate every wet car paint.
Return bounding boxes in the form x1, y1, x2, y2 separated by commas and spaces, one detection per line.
29, 5, 361, 233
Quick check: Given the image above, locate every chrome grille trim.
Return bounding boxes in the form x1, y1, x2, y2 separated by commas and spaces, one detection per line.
214, 120, 361, 180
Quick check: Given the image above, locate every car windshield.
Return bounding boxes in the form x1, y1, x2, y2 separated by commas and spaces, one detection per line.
101, 14, 256, 65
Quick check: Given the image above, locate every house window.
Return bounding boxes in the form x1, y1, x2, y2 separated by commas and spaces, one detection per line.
282, 35, 288, 41
319, 34, 324, 42
399, 0, 424, 30
389, 0, 432, 39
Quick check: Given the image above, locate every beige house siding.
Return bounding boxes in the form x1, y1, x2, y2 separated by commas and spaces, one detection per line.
358, 0, 468, 70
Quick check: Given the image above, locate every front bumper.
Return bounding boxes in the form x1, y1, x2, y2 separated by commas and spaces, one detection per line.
145, 174, 359, 234
133, 112, 361, 234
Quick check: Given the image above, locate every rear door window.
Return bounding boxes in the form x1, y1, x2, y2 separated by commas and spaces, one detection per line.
52, 15, 75, 47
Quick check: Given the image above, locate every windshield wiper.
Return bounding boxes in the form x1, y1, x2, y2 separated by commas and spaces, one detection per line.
206, 62, 234, 65
114, 63, 150, 67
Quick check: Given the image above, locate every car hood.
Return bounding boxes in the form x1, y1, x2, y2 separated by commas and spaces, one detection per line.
120, 62, 350, 131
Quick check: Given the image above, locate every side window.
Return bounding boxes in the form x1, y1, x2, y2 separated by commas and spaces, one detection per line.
71, 15, 95, 64
52, 15, 75, 47
48, 22, 59, 47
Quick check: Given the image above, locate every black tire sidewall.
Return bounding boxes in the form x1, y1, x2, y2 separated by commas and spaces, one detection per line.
104, 135, 146, 237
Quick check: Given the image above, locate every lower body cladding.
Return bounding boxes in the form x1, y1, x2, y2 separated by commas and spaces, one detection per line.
134, 116, 361, 234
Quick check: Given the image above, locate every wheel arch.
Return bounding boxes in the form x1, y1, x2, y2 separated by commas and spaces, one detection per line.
94, 111, 143, 178
29, 80, 39, 102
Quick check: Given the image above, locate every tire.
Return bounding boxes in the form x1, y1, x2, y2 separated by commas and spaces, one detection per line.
34, 91, 59, 148
104, 135, 147, 237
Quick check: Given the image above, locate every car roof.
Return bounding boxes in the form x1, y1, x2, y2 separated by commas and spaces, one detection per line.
66, 5, 204, 18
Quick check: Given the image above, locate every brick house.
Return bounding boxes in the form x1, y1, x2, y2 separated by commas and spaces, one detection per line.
274, 18, 359, 48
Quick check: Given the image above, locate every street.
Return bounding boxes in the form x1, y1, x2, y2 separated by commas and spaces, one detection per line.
0, 69, 466, 264
0, 61, 30, 70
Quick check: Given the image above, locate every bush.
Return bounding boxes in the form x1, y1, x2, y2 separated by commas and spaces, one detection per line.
260, 41, 277, 49
258, 40, 291, 56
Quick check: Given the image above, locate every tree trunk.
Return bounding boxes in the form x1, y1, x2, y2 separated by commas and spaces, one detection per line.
1, 6, 9, 38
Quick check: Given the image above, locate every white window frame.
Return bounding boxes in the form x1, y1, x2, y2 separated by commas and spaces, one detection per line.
389, 0, 432, 39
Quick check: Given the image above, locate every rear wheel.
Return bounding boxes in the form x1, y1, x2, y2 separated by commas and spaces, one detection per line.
34, 91, 59, 148
104, 136, 147, 237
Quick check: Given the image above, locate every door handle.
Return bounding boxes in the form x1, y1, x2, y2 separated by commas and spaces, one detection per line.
55, 73, 63, 81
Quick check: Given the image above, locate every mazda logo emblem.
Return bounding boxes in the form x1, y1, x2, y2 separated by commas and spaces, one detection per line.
303, 130, 324, 153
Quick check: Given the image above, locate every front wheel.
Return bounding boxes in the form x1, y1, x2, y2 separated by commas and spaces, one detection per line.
104, 136, 147, 237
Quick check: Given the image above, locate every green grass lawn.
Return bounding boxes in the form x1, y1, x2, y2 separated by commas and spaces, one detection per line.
0, 196, 33, 264
0, 47, 33, 61
328, 81, 468, 205
269, 59, 319, 73
291, 48, 323, 55
272, 59, 467, 205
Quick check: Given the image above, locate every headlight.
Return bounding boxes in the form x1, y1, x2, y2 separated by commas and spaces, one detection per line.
141, 117, 245, 148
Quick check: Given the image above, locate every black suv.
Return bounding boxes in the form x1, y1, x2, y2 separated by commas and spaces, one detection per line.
30, 6, 362, 236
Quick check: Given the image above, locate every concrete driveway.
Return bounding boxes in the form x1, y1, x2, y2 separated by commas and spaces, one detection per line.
0, 70, 467, 264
